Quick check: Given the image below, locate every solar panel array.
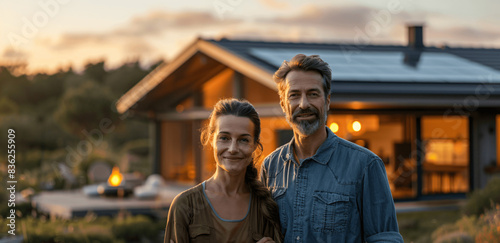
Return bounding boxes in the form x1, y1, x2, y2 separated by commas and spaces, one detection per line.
249, 48, 500, 83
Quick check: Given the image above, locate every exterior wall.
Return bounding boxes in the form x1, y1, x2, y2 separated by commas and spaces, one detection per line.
472, 113, 498, 189
203, 68, 234, 109
244, 76, 280, 105
160, 121, 195, 182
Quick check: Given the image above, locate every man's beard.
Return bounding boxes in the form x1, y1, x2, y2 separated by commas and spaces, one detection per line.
286, 105, 327, 136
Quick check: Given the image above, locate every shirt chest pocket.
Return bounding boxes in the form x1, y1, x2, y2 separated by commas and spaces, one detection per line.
311, 191, 350, 233
189, 224, 211, 243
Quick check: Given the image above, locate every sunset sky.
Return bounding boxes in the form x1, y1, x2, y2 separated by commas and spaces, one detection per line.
1, 0, 499, 73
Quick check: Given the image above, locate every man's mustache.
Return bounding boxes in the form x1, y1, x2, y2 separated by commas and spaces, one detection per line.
292, 107, 319, 120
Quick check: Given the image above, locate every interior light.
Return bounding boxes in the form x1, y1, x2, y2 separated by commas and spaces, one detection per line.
329, 122, 339, 133
352, 121, 362, 132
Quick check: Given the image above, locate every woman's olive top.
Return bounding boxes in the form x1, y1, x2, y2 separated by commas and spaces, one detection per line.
164, 182, 279, 243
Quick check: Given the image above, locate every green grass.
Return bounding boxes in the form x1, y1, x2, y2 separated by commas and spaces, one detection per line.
397, 210, 461, 243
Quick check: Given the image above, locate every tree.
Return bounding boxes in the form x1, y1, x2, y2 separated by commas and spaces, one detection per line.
26, 73, 65, 105
104, 61, 149, 98
0, 96, 18, 115
84, 61, 107, 83
0, 66, 30, 105
54, 80, 117, 136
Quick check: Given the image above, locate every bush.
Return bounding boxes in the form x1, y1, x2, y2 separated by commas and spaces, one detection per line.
462, 177, 500, 216
111, 215, 161, 241
13, 217, 118, 243
0, 213, 163, 242
474, 205, 500, 243
432, 205, 500, 243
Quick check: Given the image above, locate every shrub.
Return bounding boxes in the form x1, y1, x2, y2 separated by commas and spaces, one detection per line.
474, 205, 500, 243
462, 176, 500, 216
111, 215, 160, 241
432, 205, 500, 243
16, 217, 117, 243
0, 213, 163, 242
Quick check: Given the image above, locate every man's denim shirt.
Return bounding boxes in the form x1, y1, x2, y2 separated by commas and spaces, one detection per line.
261, 128, 404, 243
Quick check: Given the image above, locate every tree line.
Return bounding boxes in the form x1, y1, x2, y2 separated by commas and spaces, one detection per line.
0, 60, 162, 188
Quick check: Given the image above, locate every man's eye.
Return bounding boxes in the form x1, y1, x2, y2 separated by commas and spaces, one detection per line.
309, 93, 319, 97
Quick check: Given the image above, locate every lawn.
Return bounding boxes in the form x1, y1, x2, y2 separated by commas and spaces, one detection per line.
397, 210, 462, 243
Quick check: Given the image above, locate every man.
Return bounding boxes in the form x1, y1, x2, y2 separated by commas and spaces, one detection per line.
260, 54, 403, 242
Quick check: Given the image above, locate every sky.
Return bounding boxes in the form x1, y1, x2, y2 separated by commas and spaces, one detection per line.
1, 0, 499, 73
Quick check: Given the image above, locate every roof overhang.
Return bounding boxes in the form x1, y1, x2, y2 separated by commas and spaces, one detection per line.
116, 38, 275, 114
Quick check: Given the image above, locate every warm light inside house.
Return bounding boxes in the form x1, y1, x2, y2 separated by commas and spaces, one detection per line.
422, 116, 469, 194
329, 122, 339, 133
108, 167, 123, 187
352, 121, 362, 132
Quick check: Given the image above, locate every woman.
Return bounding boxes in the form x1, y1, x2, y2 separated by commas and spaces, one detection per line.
164, 98, 282, 243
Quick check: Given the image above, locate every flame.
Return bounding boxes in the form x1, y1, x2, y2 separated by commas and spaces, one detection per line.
108, 167, 123, 187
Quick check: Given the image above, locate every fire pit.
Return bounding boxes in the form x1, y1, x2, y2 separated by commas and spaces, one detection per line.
84, 167, 133, 197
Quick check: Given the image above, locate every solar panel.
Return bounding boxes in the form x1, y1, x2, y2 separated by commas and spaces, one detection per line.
249, 48, 500, 83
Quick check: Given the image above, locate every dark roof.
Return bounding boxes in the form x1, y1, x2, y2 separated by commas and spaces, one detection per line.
444, 48, 500, 71
208, 39, 500, 100
209, 38, 500, 71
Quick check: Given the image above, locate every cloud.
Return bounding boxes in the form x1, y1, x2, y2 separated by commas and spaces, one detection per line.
128, 10, 239, 33
258, 0, 289, 9
426, 26, 500, 47
2, 47, 28, 59
248, 5, 500, 47
250, 4, 423, 43
452, 27, 500, 39
123, 40, 154, 55
260, 5, 377, 32
40, 10, 242, 51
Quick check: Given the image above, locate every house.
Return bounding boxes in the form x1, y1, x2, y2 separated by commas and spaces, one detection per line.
116, 26, 500, 201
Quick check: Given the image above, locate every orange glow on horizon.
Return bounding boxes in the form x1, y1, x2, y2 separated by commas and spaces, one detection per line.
108, 167, 123, 187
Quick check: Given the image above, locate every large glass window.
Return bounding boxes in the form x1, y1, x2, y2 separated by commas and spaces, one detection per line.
327, 114, 417, 199
421, 116, 469, 194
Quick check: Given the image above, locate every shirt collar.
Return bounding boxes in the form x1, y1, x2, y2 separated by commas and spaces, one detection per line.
281, 127, 339, 165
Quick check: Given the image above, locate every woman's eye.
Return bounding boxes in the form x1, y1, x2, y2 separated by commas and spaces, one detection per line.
240, 138, 250, 143
219, 136, 229, 141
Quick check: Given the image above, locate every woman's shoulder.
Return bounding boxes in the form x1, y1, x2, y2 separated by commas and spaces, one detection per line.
171, 183, 204, 206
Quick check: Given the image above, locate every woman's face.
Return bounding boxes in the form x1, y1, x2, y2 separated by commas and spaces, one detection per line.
213, 115, 256, 175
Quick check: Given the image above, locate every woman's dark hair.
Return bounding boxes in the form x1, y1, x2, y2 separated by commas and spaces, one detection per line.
201, 98, 282, 242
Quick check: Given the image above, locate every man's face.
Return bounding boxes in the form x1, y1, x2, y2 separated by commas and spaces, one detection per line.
280, 70, 330, 136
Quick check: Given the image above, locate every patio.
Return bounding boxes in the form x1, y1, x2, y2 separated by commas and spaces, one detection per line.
32, 182, 192, 219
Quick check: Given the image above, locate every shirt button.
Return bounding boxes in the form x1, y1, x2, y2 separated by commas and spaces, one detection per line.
296, 236, 300, 241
